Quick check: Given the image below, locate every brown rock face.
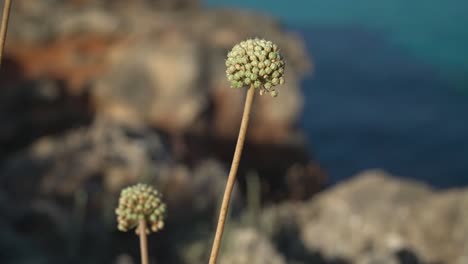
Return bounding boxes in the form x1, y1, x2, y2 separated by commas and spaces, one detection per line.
6, 0, 312, 142
94, 31, 206, 133
4, 35, 116, 94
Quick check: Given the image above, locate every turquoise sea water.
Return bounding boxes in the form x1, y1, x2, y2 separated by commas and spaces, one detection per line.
205, 0, 468, 87
204, 1, 468, 187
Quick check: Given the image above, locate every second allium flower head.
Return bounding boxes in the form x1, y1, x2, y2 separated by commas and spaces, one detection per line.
226, 38, 285, 97
116, 183, 166, 234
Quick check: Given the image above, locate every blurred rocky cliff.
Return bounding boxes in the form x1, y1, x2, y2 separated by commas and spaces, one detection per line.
0, 0, 324, 263
0, 0, 322, 199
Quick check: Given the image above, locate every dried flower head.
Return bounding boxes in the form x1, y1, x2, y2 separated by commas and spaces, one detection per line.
225, 38, 285, 97
116, 183, 166, 234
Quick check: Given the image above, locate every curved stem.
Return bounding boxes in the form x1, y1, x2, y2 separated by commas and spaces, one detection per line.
209, 85, 256, 264
0, 0, 12, 67
138, 219, 149, 264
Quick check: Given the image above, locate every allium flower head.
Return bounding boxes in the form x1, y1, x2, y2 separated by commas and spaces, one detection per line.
225, 38, 285, 97
116, 183, 166, 234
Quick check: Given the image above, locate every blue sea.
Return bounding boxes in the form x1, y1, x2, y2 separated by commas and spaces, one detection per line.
204, 0, 468, 187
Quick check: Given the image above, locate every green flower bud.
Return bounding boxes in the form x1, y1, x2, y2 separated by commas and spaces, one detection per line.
254, 80, 261, 88
272, 78, 279, 85
241, 57, 248, 64
115, 183, 166, 234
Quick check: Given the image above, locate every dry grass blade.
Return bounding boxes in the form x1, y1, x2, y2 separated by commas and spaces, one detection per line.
0, 0, 12, 67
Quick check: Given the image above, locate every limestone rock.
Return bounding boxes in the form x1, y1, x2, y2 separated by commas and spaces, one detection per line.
262, 170, 468, 264
220, 227, 286, 264
0, 117, 168, 200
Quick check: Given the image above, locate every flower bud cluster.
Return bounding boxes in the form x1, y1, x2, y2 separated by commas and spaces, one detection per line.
225, 38, 285, 97
116, 183, 166, 234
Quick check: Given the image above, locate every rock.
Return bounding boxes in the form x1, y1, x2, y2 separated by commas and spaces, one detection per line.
0, 117, 168, 201
57, 9, 122, 36
5, 0, 312, 144
93, 31, 207, 133
261, 170, 468, 264
178, 227, 288, 264
220, 227, 286, 264
0, 79, 92, 159
2, 34, 117, 94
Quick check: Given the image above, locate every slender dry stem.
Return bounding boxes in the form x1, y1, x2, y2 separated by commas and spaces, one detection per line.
0, 0, 12, 67
138, 219, 149, 264
209, 85, 256, 264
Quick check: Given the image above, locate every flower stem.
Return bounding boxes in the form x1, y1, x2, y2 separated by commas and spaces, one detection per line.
0, 0, 12, 67
209, 85, 256, 264
138, 219, 149, 264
